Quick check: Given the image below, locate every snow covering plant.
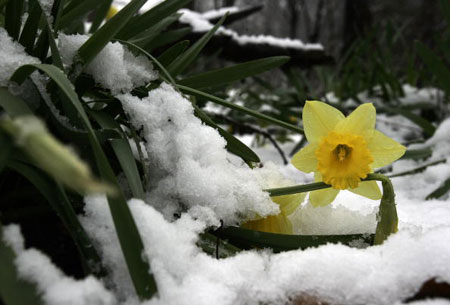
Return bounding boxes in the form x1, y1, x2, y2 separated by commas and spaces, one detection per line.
0, 0, 449, 305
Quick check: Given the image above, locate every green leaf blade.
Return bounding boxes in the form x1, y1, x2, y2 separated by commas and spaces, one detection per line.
167, 13, 227, 77
76, 0, 148, 69
178, 56, 290, 89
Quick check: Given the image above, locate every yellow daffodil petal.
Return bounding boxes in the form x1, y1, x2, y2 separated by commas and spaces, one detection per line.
309, 172, 339, 206
303, 101, 345, 143
335, 103, 376, 136
349, 180, 382, 200
273, 193, 306, 216
242, 213, 293, 234
366, 130, 406, 168
291, 142, 318, 172
106, 6, 118, 19
310, 188, 339, 207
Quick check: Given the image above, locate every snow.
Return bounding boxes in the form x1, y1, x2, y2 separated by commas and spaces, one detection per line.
2, 224, 116, 305
38, 0, 55, 20
178, 9, 324, 51
113, 0, 165, 12
0, 28, 40, 87
58, 34, 158, 94
5, 81, 450, 304
116, 83, 280, 225
201, 7, 239, 20
2, 10, 449, 303
77, 196, 450, 305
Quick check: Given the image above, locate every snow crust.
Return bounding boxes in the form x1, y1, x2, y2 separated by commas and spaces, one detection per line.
58, 34, 158, 93
2, 225, 115, 305
0, 28, 40, 87
178, 9, 324, 50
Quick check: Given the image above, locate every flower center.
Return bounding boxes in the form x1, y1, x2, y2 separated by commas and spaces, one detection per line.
334, 144, 352, 162
315, 131, 374, 190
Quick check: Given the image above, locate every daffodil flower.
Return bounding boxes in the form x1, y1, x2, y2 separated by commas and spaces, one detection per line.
242, 193, 305, 234
291, 101, 406, 206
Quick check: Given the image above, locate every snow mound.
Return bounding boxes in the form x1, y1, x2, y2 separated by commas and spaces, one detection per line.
2, 225, 115, 305
58, 34, 158, 94
117, 83, 280, 225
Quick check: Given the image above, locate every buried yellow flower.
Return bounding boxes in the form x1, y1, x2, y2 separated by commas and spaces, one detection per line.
242, 192, 305, 234
292, 101, 406, 206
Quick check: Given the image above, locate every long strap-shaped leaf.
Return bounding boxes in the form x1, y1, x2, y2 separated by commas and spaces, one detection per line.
18, 1, 42, 53
0, 222, 44, 305
178, 56, 290, 89
76, 0, 148, 72
4, 0, 23, 40
89, 110, 145, 200
177, 85, 304, 134
214, 227, 374, 253
10, 64, 157, 300
167, 13, 227, 77
116, 0, 192, 40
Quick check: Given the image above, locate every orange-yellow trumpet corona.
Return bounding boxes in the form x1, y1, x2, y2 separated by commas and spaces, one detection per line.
292, 101, 406, 206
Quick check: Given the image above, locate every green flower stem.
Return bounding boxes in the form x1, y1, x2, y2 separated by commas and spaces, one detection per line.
264, 173, 398, 245
265, 181, 329, 197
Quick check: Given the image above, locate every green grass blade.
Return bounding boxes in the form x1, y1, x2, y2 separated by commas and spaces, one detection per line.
31, 0, 65, 70
0, 222, 44, 305
0, 0, 10, 10
76, 0, 148, 71
416, 41, 450, 95
156, 40, 190, 67
52, 0, 67, 30
58, 0, 100, 29
90, 110, 145, 199
426, 176, 450, 200
400, 148, 432, 160
167, 14, 227, 77
177, 85, 304, 134
32, 27, 49, 61
18, 1, 42, 53
178, 56, 290, 89
89, 0, 113, 33
214, 226, 374, 252
0, 133, 13, 173
116, 39, 176, 84
193, 104, 260, 163
8, 160, 105, 276
150, 27, 191, 50
116, 0, 192, 40
10, 63, 157, 300
388, 159, 446, 178
382, 107, 436, 137
130, 14, 181, 49
0, 88, 33, 117
4, 0, 23, 40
